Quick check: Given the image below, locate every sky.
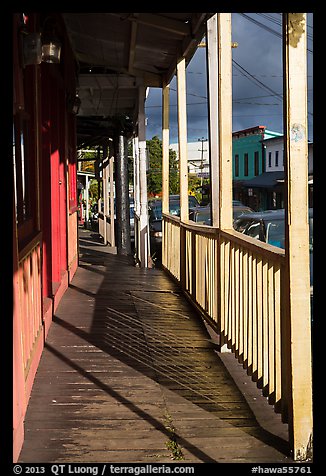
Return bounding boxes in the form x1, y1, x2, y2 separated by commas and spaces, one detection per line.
144, 13, 313, 144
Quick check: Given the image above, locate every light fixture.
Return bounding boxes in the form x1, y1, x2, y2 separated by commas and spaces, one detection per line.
67, 93, 81, 115
41, 34, 61, 63
41, 17, 62, 63
19, 15, 62, 66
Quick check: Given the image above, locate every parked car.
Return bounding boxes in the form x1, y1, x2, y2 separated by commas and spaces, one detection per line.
188, 204, 254, 225
233, 208, 313, 290
129, 199, 135, 242
232, 205, 254, 220
169, 194, 200, 210
189, 206, 211, 225
148, 195, 199, 259
89, 203, 101, 231
90, 199, 134, 241
234, 209, 287, 248
149, 218, 162, 258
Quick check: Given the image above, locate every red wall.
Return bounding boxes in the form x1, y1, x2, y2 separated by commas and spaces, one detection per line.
13, 12, 78, 462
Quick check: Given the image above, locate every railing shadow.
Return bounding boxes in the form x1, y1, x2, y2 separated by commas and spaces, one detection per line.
63, 230, 291, 461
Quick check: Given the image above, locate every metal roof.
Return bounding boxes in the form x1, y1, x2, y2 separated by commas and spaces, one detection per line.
242, 171, 285, 188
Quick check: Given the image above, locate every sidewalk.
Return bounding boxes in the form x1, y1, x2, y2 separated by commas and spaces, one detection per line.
19, 228, 291, 463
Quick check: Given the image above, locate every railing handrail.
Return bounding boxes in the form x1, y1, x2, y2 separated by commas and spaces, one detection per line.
163, 214, 285, 262
18, 231, 42, 263
162, 212, 180, 225
219, 228, 285, 263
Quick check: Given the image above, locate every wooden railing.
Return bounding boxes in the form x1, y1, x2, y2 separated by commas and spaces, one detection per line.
18, 238, 43, 376
162, 214, 180, 281
98, 212, 115, 246
162, 215, 287, 418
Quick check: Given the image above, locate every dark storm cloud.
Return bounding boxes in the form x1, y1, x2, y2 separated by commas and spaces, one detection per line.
145, 13, 313, 142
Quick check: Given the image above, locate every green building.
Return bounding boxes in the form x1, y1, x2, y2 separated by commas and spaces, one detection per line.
233, 126, 282, 180
232, 126, 282, 207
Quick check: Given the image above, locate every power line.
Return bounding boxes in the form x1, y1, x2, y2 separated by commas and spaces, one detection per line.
256, 13, 313, 40
239, 13, 282, 39
232, 59, 283, 101
238, 13, 313, 53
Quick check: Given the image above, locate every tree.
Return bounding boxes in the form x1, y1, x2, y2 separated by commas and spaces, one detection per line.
146, 136, 179, 196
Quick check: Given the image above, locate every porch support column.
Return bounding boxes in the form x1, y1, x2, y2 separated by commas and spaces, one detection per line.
109, 147, 115, 247
217, 13, 233, 230
177, 57, 188, 223
133, 136, 140, 217
102, 143, 109, 245
207, 14, 219, 228
133, 135, 140, 260
162, 81, 170, 215
115, 133, 131, 256
283, 13, 312, 461
206, 14, 233, 352
85, 174, 90, 225
138, 85, 150, 267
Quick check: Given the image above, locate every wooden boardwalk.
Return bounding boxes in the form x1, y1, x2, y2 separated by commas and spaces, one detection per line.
19, 228, 293, 464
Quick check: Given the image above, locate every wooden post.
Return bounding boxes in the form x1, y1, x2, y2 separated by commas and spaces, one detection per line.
85, 174, 89, 225
133, 136, 140, 217
207, 13, 233, 352
218, 13, 233, 231
102, 144, 108, 245
132, 136, 140, 261
109, 145, 115, 247
162, 81, 170, 215
206, 14, 219, 228
283, 13, 313, 461
138, 85, 150, 267
177, 57, 188, 289
177, 57, 188, 223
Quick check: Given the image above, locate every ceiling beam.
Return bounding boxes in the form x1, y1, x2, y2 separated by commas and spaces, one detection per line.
108, 13, 190, 36
132, 13, 190, 36
128, 16, 138, 73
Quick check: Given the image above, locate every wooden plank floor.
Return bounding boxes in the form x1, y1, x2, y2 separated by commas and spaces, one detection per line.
19, 228, 293, 464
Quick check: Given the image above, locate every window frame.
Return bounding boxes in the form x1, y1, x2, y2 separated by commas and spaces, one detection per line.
254, 151, 259, 176
244, 153, 249, 177
234, 154, 239, 177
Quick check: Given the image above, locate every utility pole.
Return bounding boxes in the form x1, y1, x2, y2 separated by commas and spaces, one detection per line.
198, 137, 207, 187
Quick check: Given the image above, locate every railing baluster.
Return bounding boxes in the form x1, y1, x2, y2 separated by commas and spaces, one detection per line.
268, 263, 275, 403
263, 259, 269, 394
247, 251, 253, 375
242, 248, 248, 365
256, 257, 263, 386
162, 217, 286, 420
274, 265, 282, 408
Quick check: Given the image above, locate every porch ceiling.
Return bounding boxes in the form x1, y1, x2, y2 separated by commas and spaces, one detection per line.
62, 12, 212, 146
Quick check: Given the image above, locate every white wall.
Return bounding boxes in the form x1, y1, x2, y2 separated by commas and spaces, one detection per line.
265, 137, 284, 172
170, 141, 210, 175
265, 138, 313, 174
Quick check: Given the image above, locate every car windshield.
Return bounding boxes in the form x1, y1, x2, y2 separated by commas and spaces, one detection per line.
169, 201, 180, 215
264, 219, 285, 248
309, 216, 313, 251
150, 204, 162, 220
233, 207, 253, 220
195, 210, 211, 224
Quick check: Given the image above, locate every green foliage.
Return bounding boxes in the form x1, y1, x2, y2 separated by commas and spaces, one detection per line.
88, 179, 99, 203
146, 136, 179, 196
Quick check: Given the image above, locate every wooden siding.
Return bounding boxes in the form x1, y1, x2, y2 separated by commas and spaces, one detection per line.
18, 242, 43, 377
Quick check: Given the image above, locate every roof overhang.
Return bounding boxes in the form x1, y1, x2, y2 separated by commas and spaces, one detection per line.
62, 12, 212, 146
